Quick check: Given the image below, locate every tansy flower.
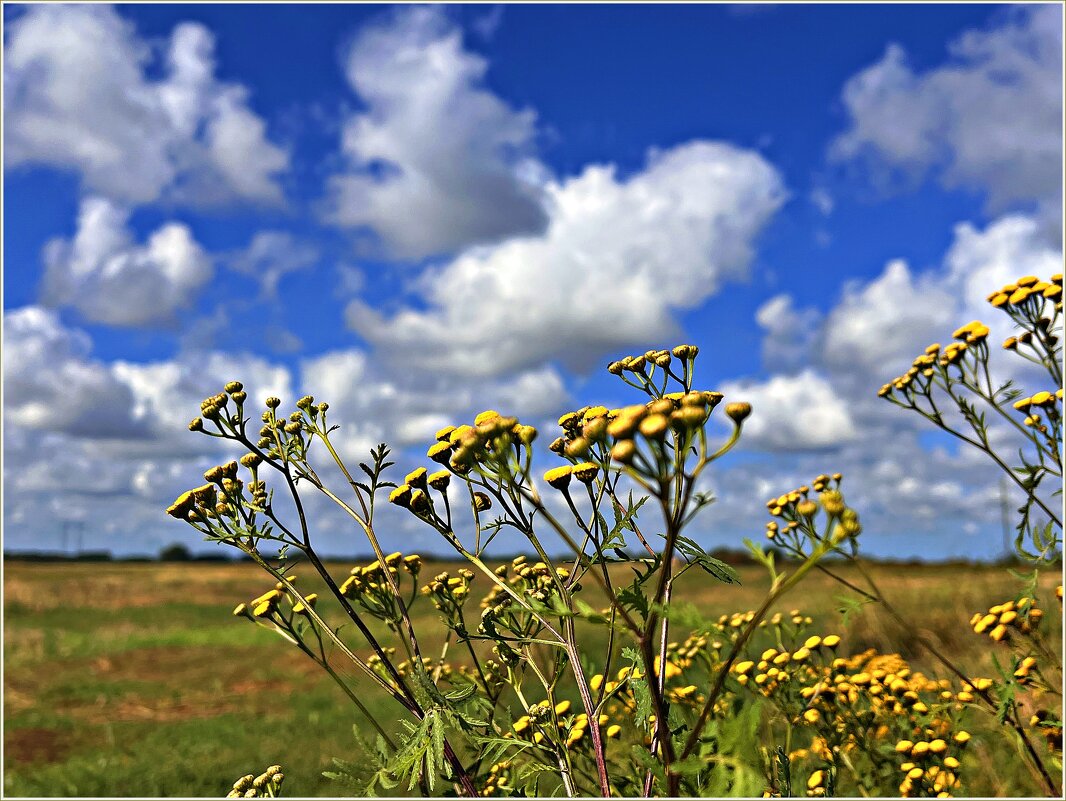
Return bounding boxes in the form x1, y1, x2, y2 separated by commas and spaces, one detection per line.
544, 466, 573, 490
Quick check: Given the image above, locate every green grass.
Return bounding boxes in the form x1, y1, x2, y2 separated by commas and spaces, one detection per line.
4, 559, 1060, 797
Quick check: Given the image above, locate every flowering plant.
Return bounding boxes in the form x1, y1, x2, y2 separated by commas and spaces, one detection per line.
169, 273, 1061, 797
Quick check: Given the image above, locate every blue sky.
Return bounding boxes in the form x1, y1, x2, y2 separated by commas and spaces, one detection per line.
3, 3, 1063, 561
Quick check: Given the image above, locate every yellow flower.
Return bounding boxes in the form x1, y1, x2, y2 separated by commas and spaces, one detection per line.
427, 441, 452, 464
807, 770, 824, 790
389, 485, 413, 508
1008, 287, 1031, 304
606, 724, 621, 739
572, 462, 600, 483
428, 469, 451, 490
554, 700, 571, 716
405, 467, 428, 488
474, 410, 500, 426
166, 490, 196, 519
543, 465, 573, 489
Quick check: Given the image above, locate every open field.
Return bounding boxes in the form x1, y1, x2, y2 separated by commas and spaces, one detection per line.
4, 558, 1061, 797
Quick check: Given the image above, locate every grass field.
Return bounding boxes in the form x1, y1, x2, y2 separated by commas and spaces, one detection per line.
3, 558, 1061, 797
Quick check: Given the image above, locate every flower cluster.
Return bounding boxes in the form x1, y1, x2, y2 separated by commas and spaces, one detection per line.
892, 733, 967, 797
226, 765, 284, 798
421, 568, 476, 629
233, 577, 317, 626
422, 410, 537, 477
763, 474, 861, 553
731, 612, 987, 799
969, 595, 1044, 643
340, 552, 421, 626
479, 557, 572, 636
547, 391, 728, 474
880, 272, 1062, 401
986, 274, 1062, 308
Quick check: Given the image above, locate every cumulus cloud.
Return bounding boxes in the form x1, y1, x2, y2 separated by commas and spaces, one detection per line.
756, 294, 823, 372
720, 369, 858, 451
4, 4, 288, 206
230, 231, 320, 298
348, 141, 786, 376
41, 197, 212, 327
3, 306, 141, 437
300, 349, 569, 461
322, 5, 547, 258
830, 5, 1063, 227
822, 215, 1062, 381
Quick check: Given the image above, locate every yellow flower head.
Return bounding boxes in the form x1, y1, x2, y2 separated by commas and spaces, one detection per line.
427, 441, 452, 464
405, 467, 428, 488
544, 465, 573, 490
389, 484, 413, 508
572, 462, 600, 483
428, 469, 451, 491
474, 410, 500, 427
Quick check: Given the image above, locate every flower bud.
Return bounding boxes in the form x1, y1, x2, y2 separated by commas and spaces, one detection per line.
672, 344, 699, 360
265, 396, 281, 409
516, 425, 537, 445
473, 492, 492, 512
639, 414, 669, 439
725, 402, 752, 424
410, 489, 430, 515
611, 440, 637, 464
188, 417, 204, 432
428, 469, 451, 491
549, 436, 567, 454
565, 437, 590, 457
240, 453, 262, 469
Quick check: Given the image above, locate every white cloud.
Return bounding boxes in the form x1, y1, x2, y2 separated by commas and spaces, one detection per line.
349, 140, 786, 376
4, 4, 288, 206
42, 197, 212, 327
822, 259, 956, 378
230, 231, 320, 298
322, 5, 547, 258
756, 294, 823, 372
822, 215, 1062, 381
720, 369, 858, 451
299, 349, 569, 461
831, 5, 1062, 226
3, 307, 140, 437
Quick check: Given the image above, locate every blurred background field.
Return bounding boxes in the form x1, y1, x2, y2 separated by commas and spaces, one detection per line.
4, 557, 1061, 797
